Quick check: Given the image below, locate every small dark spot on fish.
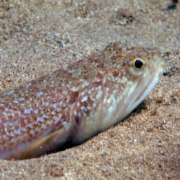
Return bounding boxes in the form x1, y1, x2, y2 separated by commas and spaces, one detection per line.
75, 115, 81, 124
84, 108, 90, 115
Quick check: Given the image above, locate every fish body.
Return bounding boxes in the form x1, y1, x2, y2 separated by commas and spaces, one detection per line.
0, 43, 164, 160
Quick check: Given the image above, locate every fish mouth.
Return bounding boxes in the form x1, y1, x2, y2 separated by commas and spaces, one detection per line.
126, 61, 164, 115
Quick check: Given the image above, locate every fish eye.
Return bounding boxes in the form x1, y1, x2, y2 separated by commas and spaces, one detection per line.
133, 58, 146, 69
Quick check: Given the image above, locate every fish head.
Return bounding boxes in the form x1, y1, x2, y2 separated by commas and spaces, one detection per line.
95, 47, 165, 133
122, 47, 165, 115
72, 45, 165, 143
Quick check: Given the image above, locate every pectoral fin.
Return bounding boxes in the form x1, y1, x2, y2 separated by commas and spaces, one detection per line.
9, 124, 72, 160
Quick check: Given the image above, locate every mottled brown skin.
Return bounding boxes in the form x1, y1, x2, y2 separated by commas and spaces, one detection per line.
0, 43, 164, 160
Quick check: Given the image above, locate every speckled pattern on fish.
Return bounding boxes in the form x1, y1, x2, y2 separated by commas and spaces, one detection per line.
0, 42, 164, 160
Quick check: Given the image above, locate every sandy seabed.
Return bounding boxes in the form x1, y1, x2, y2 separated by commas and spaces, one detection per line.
0, 0, 179, 179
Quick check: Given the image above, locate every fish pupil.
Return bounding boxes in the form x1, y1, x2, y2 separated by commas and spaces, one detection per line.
135, 60, 143, 68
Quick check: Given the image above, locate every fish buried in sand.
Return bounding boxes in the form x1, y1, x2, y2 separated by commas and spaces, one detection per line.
0, 43, 164, 160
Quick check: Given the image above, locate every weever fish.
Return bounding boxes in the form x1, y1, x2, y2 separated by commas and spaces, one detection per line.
0, 42, 164, 160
